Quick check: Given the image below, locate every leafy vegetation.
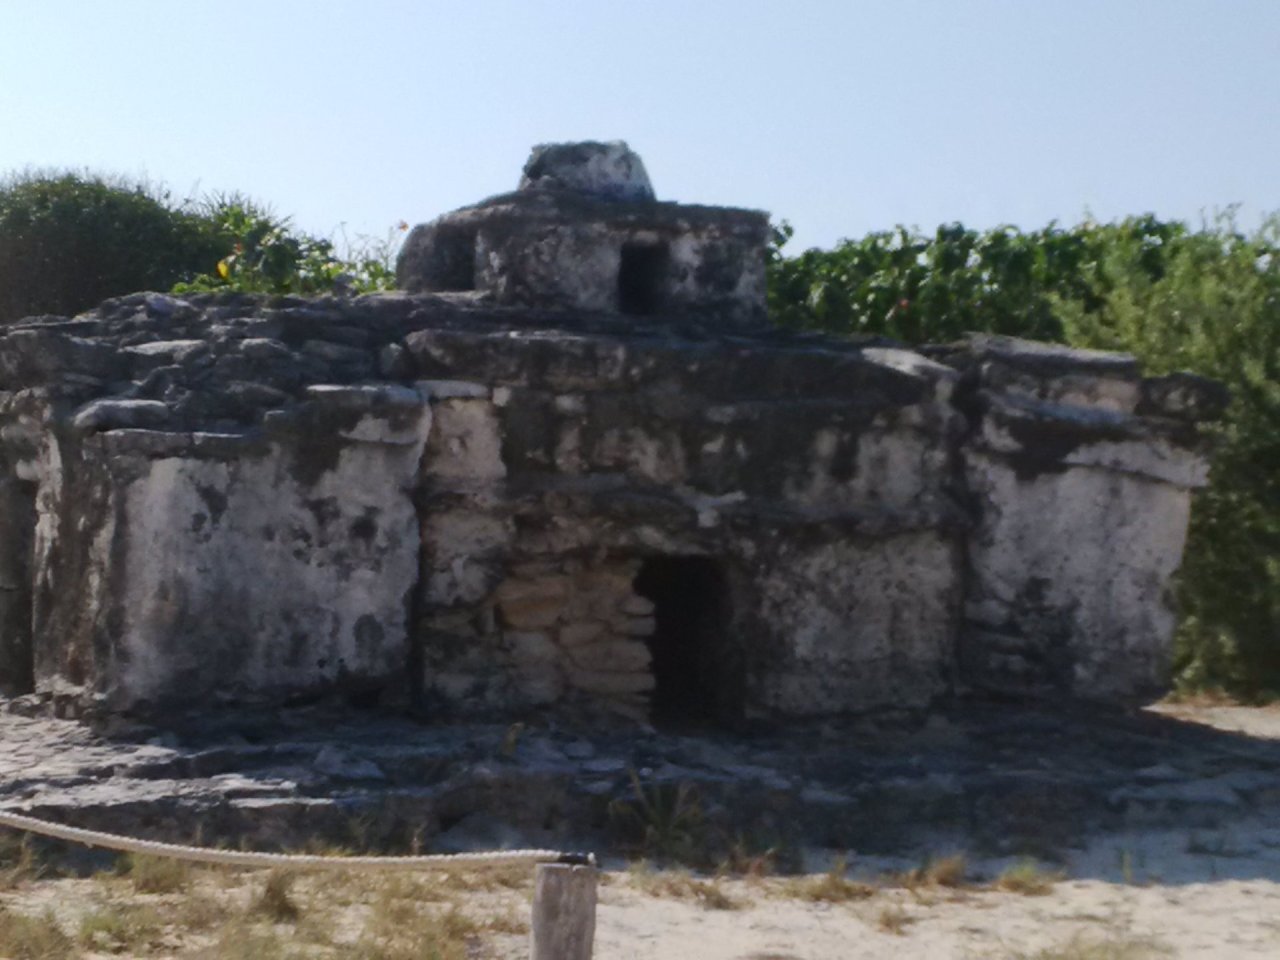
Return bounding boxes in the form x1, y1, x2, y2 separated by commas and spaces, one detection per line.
173, 195, 401, 296
769, 212, 1280, 696
0, 170, 224, 325
0, 171, 400, 328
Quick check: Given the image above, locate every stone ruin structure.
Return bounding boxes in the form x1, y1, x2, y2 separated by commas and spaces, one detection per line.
0, 142, 1226, 725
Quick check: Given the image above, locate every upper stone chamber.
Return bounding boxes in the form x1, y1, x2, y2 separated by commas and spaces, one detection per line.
396, 141, 770, 329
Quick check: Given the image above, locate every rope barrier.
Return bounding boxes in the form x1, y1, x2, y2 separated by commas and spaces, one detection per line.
0, 808, 590, 872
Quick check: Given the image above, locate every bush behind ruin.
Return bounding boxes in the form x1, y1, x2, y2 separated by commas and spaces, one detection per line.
0, 169, 225, 325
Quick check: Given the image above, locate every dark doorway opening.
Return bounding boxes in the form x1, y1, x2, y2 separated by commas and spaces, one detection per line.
0, 478, 36, 695
618, 242, 668, 315
426, 224, 478, 291
633, 557, 736, 725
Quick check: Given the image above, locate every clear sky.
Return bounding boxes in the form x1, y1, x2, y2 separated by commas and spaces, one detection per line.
2, 1, 1277, 254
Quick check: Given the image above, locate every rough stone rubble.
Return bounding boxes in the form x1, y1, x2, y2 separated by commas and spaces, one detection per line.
0, 141, 1226, 722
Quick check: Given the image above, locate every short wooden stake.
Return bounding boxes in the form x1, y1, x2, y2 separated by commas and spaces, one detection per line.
531, 861, 598, 960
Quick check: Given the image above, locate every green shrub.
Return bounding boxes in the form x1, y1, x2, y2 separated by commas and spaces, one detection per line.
0, 171, 400, 326
173, 194, 399, 296
0, 170, 223, 324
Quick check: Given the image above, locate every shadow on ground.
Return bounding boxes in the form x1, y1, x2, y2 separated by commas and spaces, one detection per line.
1, 696, 1278, 886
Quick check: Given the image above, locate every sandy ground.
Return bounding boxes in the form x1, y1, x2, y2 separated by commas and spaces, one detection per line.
583, 704, 1280, 960
599, 880, 1279, 959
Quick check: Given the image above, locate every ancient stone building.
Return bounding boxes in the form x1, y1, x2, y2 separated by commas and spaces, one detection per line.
0, 142, 1225, 723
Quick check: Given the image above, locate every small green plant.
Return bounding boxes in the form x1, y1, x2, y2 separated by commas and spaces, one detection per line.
173, 195, 401, 297
609, 770, 708, 866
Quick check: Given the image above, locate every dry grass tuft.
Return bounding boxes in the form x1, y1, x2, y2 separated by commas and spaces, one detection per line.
877, 902, 914, 935
896, 852, 970, 892
125, 853, 191, 894
778, 857, 876, 903
191, 921, 301, 960
0, 906, 75, 960
169, 883, 233, 932
628, 862, 747, 910
77, 903, 163, 953
352, 897, 480, 960
0, 834, 44, 889
251, 869, 301, 923
1008, 931, 1171, 959
995, 858, 1062, 896
478, 905, 530, 936
921, 853, 968, 887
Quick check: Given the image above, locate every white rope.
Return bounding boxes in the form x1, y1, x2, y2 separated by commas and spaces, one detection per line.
0, 809, 583, 872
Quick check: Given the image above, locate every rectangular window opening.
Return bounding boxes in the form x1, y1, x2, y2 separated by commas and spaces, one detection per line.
618, 242, 669, 315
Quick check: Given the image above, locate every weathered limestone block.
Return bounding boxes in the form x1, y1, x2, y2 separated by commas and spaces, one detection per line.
422, 396, 505, 483
71, 399, 171, 432
963, 445, 1200, 700
30, 390, 432, 709
506, 631, 558, 664
494, 576, 571, 629
558, 622, 605, 648
587, 423, 688, 485
519, 140, 655, 203
565, 666, 656, 696
955, 336, 1216, 701
420, 511, 514, 606
619, 595, 655, 616
617, 617, 657, 637
753, 532, 961, 714
510, 662, 565, 706
565, 638, 652, 674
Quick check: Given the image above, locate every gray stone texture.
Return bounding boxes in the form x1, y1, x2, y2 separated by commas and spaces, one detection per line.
519, 140, 655, 203
397, 143, 769, 329
0, 147, 1224, 723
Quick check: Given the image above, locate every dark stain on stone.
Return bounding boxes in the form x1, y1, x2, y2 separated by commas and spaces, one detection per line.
349, 508, 380, 544
304, 497, 341, 529
190, 512, 207, 534
195, 484, 228, 525
284, 631, 309, 669
829, 433, 859, 484
354, 615, 384, 660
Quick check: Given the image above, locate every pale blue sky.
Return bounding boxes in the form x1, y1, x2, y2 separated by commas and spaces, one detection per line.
2, 1, 1277, 253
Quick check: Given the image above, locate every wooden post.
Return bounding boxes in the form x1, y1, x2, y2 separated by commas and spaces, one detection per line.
531, 860, 598, 960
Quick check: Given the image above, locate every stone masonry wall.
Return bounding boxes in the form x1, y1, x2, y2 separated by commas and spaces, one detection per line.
0, 292, 1223, 721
